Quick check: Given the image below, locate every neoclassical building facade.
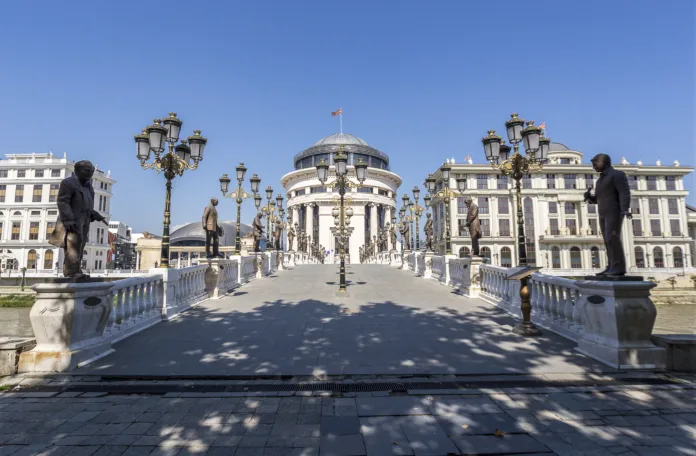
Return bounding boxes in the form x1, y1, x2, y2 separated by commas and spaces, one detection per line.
427, 143, 695, 277
281, 133, 402, 264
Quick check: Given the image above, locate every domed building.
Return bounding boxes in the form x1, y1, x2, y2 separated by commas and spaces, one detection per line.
282, 133, 402, 264
135, 221, 253, 269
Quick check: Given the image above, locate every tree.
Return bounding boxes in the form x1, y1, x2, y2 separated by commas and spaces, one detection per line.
666, 276, 677, 290
690, 275, 696, 289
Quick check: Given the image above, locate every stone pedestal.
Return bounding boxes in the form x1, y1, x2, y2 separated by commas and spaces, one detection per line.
575, 280, 666, 369
389, 250, 400, 267
423, 251, 434, 279
255, 254, 265, 279
651, 335, 696, 372
0, 337, 35, 376
205, 258, 235, 299
461, 256, 483, 298
18, 281, 115, 373
400, 251, 409, 270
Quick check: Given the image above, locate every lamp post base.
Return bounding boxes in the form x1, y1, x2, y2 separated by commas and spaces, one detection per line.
512, 322, 542, 337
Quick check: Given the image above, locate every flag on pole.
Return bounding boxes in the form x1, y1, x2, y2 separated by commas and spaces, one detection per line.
332, 108, 342, 116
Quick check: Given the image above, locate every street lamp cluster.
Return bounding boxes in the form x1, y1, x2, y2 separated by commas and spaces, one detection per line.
135, 113, 207, 268
315, 145, 367, 293
219, 164, 261, 254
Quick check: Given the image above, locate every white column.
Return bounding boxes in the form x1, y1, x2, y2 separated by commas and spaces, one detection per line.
306, 204, 314, 245
370, 203, 378, 243
292, 206, 299, 230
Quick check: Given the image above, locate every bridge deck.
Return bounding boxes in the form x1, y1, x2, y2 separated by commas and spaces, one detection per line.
84, 265, 612, 376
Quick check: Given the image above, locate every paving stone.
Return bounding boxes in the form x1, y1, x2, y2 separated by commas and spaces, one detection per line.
397, 415, 459, 455
427, 396, 503, 415
266, 436, 294, 447
321, 416, 361, 436
239, 436, 268, 447
360, 417, 413, 455
122, 422, 154, 435
319, 434, 366, 456
334, 407, 358, 417
452, 434, 551, 455
632, 447, 687, 456
92, 446, 129, 456
357, 397, 428, 417
122, 447, 158, 456
435, 412, 526, 436
263, 448, 295, 456
105, 434, 142, 445
51, 447, 102, 456
291, 449, 319, 456
149, 448, 181, 456
293, 437, 319, 448
233, 448, 264, 456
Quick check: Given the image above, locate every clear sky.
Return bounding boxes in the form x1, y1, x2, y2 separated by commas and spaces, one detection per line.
0, 0, 693, 232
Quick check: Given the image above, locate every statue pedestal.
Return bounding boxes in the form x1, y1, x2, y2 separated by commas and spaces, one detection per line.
287, 251, 296, 268
423, 251, 434, 279
401, 250, 410, 270
461, 256, 483, 298
205, 258, 237, 299
389, 250, 400, 267
575, 279, 666, 369
254, 254, 265, 279
19, 281, 114, 372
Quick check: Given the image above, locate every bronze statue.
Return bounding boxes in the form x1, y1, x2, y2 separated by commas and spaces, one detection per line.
202, 197, 223, 259
390, 223, 397, 250
424, 213, 433, 251
252, 213, 265, 252
287, 225, 295, 251
401, 221, 411, 250
464, 197, 481, 256
584, 154, 631, 276
372, 235, 378, 255
48, 160, 107, 279
272, 223, 282, 250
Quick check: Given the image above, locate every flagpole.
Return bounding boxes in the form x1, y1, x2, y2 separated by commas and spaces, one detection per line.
340, 113, 343, 134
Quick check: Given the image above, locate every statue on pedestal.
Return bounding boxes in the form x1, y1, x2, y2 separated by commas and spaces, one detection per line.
390, 223, 397, 250
202, 198, 223, 259
287, 225, 295, 251
48, 160, 107, 279
584, 154, 632, 277
424, 213, 433, 251
401, 221, 411, 250
464, 197, 482, 256
272, 223, 282, 250
252, 213, 265, 252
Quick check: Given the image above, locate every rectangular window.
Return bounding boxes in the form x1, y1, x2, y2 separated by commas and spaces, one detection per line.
476, 174, 488, 190
564, 202, 576, 214
648, 198, 659, 214
667, 198, 678, 215
563, 174, 577, 189
588, 203, 596, 214
0, 170, 7, 178
457, 197, 467, 214
35, 169, 44, 178
670, 220, 681, 237
30, 210, 40, 216
632, 219, 642, 237
650, 219, 661, 236
499, 219, 510, 236
357, 187, 374, 194
309, 187, 326, 193
17, 170, 25, 178
11, 222, 20, 240
294, 189, 306, 196
522, 174, 532, 189
480, 218, 490, 237
631, 197, 640, 214
457, 219, 469, 237
477, 197, 489, 214
47, 210, 57, 216
560, 158, 571, 164
378, 189, 389, 197
0, 185, 5, 203
565, 219, 577, 235
585, 174, 595, 189
546, 174, 555, 189
14, 185, 24, 203
497, 175, 508, 189
550, 219, 559, 235
646, 175, 657, 191
498, 197, 509, 214
549, 202, 557, 214
29, 222, 39, 240
51, 169, 61, 178
32, 184, 42, 202
589, 218, 599, 235
666, 176, 677, 191
628, 175, 638, 190
49, 184, 59, 202
46, 222, 56, 239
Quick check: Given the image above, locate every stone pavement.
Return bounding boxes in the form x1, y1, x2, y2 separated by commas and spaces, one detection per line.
84, 265, 611, 377
0, 380, 695, 456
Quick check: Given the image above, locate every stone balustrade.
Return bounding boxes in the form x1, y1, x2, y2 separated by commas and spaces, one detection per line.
448, 258, 467, 290
431, 255, 445, 282
103, 275, 164, 343
241, 255, 257, 282
408, 252, 416, 272
416, 253, 425, 276
529, 274, 582, 341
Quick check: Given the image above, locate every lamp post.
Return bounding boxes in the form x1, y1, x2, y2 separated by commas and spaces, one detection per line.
260, 186, 277, 247
135, 113, 207, 267
316, 146, 367, 293
398, 207, 406, 253
411, 186, 424, 251
481, 112, 550, 337
220, 166, 260, 255
425, 166, 460, 255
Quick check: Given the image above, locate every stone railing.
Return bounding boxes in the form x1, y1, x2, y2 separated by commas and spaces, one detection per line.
417, 253, 426, 276
448, 258, 467, 290
103, 275, 164, 344
479, 264, 521, 316
431, 255, 445, 282
241, 255, 257, 282
529, 274, 582, 341
408, 252, 416, 271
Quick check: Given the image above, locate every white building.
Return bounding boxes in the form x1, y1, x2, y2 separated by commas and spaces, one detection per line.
427, 143, 695, 278
282, 133, 402, 264
0, 153, 114, 272
108, 220, 132, 241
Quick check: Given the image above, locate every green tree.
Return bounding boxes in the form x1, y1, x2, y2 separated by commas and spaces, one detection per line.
666, 277, 677, 290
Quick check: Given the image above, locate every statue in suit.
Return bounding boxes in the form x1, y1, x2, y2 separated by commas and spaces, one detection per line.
252, 213, 265, 252
584, 154, 631, 276
390, 223, 397, 250
464, 197, 482, 256
424, 213, 433, 251
48, 160, 107, 279
202, 198, 223, 258
287, 225, 295, 251
401, 221, 411, 250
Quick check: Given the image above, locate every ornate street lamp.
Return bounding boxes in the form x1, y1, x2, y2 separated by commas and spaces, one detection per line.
481, 112, 549, 337
260, 186, 277, 248
220, 165, 259, 255
316, 146, 366, 293
427, 166, 460, 255
135, 113, 207, 267
412, 186, 423, 251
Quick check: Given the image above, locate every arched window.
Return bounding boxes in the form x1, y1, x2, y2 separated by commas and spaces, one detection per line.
43, 250, 54, 270
570, 247, 582, 269
500, 247, 512, 267
523, 197, 536, 266
591, 246, 600, 269
459, 246, 470, 258
552, 247, 561, 269
635, 247, 645, 268
673, 247, 684, 268
480, 247, 491, 264
653, 247, 664, 268
13, 211, 21, 216
27, 249, 37, 269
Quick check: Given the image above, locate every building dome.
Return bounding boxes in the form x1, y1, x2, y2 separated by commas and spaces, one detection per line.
549, 142, 571, 151
170, 221, 252, 247
313, 133, 368, 147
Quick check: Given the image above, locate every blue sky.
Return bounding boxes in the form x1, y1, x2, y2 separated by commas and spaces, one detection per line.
0, 0, 693, 232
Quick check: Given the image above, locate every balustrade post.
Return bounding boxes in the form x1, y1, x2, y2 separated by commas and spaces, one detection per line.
571, 288, 583, 333
563, 286, 574, 328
